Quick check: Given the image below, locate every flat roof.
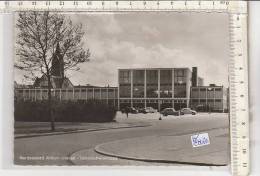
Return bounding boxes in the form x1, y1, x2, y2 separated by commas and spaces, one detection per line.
191, 86, 225, 88
118, 67, 191, 71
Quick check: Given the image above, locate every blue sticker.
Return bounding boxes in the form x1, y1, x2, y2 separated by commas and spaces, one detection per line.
191, 133, 210, 147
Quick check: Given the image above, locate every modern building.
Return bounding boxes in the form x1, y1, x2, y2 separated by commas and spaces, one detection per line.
15, 85, 118, 107
15, 65, 228, 113
118, 68, 192, 111
190, 84, 228, 112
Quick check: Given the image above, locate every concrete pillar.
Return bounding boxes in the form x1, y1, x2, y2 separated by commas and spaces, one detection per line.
213, 88, 215, 111
172, 69, 175, 108
118, 70, 120, 110
106, 88, 109, 105
158, 69, 160, 110
185, 69, 190, 108
117, 89, 120, 110
114, 88, 117, 108
222, 87, 224, 112
144, 69, 147, 108
158, 69, 160, 98
130, 70, 133, 107
206, 88, 208, 111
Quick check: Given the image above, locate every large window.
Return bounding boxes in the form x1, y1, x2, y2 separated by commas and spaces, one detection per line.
174, 84, 186, 98
119, 85, 131, 98
146, 70, 158, 98
207, 88, 214, 99
199, 88, 206, 98
174, 69, 186, 84
133, 70, 144, 84
119, 70, 131, 98
191, 88, 199, 98
160, 70, 172, 98
215, 88, 223, 98
174, 70, 187, 98
133, 70, 144, 98
119, 70, 131, 84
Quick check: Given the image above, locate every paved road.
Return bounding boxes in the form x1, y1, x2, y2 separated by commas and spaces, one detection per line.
14, 112, 229, 166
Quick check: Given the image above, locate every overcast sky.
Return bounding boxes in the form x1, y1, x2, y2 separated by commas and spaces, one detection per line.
15, 12, 229, 87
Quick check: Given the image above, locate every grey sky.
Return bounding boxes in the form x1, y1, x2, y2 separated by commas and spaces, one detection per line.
15, 12, 229, 87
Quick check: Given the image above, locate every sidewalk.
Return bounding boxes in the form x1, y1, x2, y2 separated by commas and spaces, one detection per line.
71, 128, 229, 166
15, 116, 152, 139
14, 112, 160, 138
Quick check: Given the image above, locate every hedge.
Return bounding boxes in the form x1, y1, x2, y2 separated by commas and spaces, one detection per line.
14, 100, 117, 122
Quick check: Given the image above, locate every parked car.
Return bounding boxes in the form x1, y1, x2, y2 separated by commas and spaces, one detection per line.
127, 107, 138, 114
137, 107, 157, 114
160, 108, 179, 116
144, 107, 157, 113
121, 107, 138, 114
138, 108, 147, 114
180, 108, 197, 115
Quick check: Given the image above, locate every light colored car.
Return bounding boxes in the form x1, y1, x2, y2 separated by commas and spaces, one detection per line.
160, 108, 179, 116
180, 108, 197, 115
144, 107, 157, 113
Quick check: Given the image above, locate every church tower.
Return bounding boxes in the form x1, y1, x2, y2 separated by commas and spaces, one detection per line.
34, 43, 73, 88
51, 43, 64, 78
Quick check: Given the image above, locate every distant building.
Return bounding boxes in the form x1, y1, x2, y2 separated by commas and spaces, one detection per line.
15, 83, 118, 108
190, 85, 228, 112
118, 68, 192, 111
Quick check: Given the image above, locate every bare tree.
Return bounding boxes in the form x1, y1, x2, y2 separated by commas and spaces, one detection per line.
15, 11, 90, 130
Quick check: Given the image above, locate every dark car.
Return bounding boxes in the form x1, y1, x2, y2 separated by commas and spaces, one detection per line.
160, 108, 180, 116
180, 108, 197, 115
138, 108, 147, 114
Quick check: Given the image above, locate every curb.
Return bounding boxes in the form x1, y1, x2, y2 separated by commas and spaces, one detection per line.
94, 143, 227, 167
92, 128, 229, 166
15, 124, 151, 139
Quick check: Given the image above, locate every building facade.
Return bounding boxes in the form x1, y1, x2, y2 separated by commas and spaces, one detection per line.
14, 86, 118, 107
190, 85, 228, 112
118, 68, 192, 111
15, 66, 228, 112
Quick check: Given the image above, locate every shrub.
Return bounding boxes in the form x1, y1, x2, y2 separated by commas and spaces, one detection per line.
14, 100, 117, 122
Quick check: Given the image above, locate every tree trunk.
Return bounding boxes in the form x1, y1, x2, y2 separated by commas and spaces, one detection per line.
47, 75, 55, 131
